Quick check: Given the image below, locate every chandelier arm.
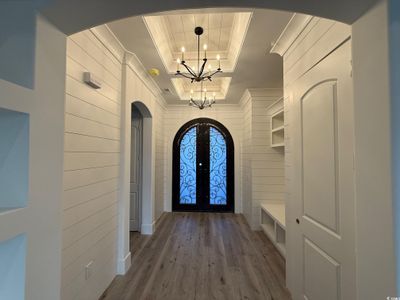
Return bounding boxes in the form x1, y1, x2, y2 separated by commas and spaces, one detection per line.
176, 72, 195, 80
198, 59, 207, 78
182, 63, 197, 77
206, 69, 222, 78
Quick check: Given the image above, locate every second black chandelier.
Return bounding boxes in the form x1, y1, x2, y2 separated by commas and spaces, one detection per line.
175, 26, 222, 83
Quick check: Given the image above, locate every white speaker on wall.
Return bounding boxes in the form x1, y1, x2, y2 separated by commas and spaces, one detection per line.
83, 72, 102, 89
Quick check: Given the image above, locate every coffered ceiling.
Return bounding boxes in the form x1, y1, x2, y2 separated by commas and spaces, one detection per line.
108, 8, 293, 104
142, 12, 251, 102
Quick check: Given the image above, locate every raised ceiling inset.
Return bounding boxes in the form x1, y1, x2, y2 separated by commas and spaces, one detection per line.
171, 77, 232, 101
143, 12, 252, 75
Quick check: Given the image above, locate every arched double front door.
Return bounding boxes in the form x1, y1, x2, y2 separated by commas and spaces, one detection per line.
173, 118, 234, 212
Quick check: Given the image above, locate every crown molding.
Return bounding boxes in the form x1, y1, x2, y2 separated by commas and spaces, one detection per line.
89, 24, 167, 108
270, 13, 313, 57
90, 25, 125, 63
247, 88, 282, 98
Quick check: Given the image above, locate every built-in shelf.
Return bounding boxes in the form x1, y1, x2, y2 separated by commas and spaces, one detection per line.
271, 125, 284, 133
268, 97, 285, 148
261, 202, 286, 258
0, 108, 29, 212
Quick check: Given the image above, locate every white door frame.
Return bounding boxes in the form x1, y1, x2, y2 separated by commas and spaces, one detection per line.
117, 98, 154, 274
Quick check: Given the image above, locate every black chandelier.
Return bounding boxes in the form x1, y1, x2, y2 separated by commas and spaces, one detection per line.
189, 82, 216, 110
175, 26, 222, 83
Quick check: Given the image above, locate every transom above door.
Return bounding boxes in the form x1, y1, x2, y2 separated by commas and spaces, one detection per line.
172, 118, 234, 212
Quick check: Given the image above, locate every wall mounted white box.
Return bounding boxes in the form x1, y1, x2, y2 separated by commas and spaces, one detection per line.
83, 72, 102, 89
0, 108, 29, 211
0, 234, 27, 300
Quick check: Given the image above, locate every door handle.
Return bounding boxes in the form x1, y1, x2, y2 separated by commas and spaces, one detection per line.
296, 218, 300, 224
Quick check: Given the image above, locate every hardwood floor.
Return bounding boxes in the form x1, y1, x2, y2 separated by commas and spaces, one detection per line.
100, 212, 291, 300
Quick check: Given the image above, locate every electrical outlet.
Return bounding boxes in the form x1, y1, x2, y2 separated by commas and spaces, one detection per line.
85, 261, 93, 280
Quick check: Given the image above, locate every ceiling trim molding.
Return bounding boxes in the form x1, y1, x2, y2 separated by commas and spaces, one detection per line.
90, 24, 167, 108
270, 13, 313, 57
171, 77, 232, 101
247, 88, 283, 98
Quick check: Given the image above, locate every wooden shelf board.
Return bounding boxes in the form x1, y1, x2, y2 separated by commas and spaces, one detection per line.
271, 126, 284, 133
271, 143, 285, 148
271, 109, 284, 119
261, 203, 286, 228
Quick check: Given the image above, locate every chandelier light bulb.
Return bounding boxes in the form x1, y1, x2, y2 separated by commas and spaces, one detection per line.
181, 46, 185, 61
216, 54, 220, 60
203, 44, 208, 50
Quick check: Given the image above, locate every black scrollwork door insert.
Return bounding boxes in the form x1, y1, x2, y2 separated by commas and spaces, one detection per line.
172, 118, 234, 212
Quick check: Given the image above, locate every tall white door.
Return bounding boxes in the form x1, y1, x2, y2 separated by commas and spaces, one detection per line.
291, 40, 356, 299
130, 106, 143, 231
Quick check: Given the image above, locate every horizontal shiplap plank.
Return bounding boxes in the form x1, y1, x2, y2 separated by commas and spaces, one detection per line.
64, 133, 120, 153
63, 165, 119, 191
65, 94, 120, 128
66, 76, 120, 115
65, 114, 120, 141
63, 190, 118, 229
66, 56, 121, 102
62, 225, 117, 288
64, 152, 119, 171
67, 35, 121, 82
62, 214, 117, 269
62, 202, 118, 250
63, 178, 118, 210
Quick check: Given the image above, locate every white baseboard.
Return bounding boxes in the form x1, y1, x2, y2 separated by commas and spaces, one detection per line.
117, 252, 131, 275
141, 221, 155, 235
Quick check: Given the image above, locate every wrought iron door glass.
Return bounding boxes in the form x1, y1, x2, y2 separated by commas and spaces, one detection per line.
209, 127, 227, 204
179, 127, 197, 204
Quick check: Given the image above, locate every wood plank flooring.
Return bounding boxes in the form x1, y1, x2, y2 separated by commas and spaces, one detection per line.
100, 212, 291, 300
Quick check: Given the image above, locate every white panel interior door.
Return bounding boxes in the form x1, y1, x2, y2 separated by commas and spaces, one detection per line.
291, 40, 355, 300
130, 106, 143, 231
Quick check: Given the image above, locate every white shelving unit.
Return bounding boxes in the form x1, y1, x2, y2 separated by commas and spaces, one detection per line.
268, 98, 285, 148
260, 203, 286, 257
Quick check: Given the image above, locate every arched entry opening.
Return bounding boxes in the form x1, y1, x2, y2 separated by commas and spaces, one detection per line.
173, 118, 234, 212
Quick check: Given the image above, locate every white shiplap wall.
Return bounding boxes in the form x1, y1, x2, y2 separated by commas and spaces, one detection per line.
250, 89, 284, 229
240, 89, 284, 229
62, 30, 122, 300
61, 28, 168, 299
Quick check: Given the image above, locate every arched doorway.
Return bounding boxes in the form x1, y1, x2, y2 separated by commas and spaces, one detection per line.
130, 104, 143, 231
172, 118, 234, 212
